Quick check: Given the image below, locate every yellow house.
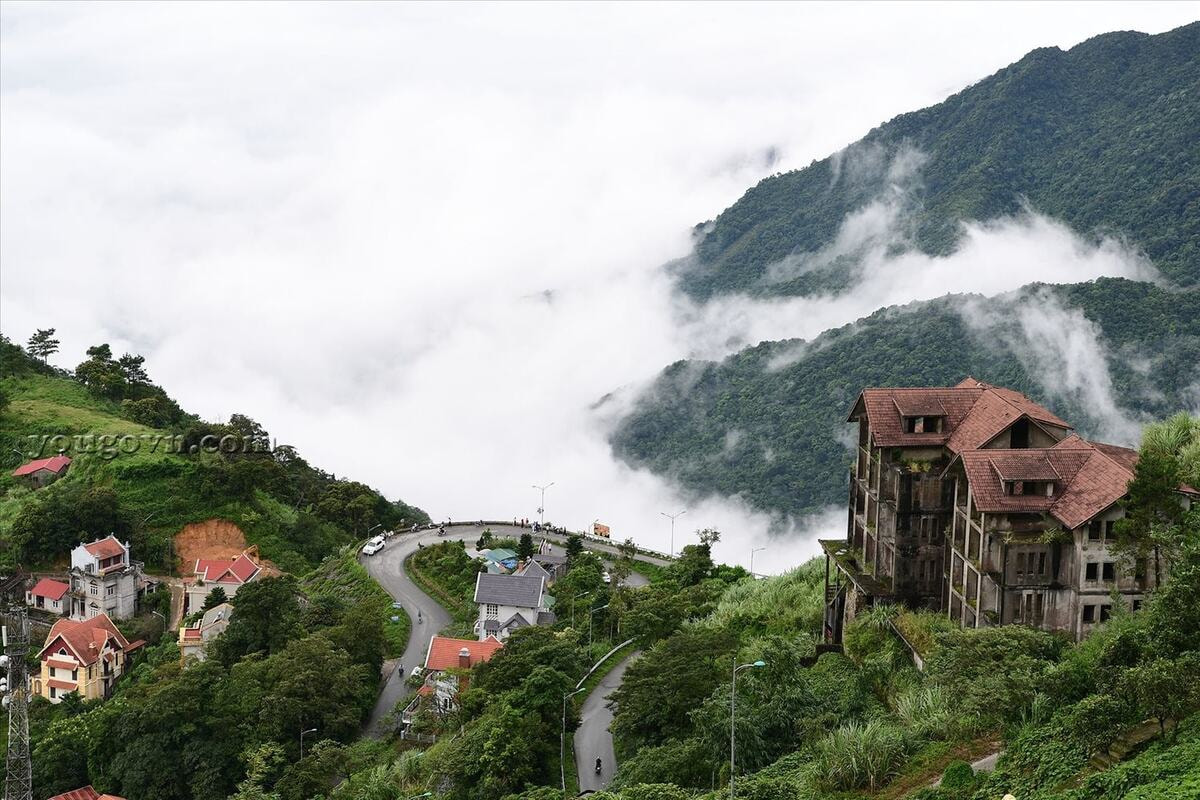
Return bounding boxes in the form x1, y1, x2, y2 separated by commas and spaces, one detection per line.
34, 613, 143, 703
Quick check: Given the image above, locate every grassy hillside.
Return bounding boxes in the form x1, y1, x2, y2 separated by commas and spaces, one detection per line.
611, 279, 1200, 518
678, 23, 1199, 300
0, 338, 428, 575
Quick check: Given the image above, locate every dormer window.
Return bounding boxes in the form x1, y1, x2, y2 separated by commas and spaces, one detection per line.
903, 415, 943, 433
1005, 480, 1055, 497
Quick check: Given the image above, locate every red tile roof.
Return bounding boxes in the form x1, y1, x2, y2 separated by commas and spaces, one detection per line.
30, 577, 70, 601
48, 788, 126, 800
38, 614, 131, 667
851, 379, 1071, 452
958, 438, 1137, 530
424, 635, 503, 671
48, 678, 78, 691
12, 454, 72, 477
83, 536, 126, 560
194, 552, 261, 584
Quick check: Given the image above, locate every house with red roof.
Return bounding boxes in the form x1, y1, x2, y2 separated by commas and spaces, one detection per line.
184, 550, 263, 613
822, 379, 1161, 643
48, 786, 126, 800
403, 635, 504, 723
27, 577, 71, 616
67, 535, 152, 621
35, 612, 143, 703
11, 454, 72, 487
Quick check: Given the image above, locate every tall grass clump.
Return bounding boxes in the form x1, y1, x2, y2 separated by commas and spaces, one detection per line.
894, 684, 956, 740
811, 718, 910, 791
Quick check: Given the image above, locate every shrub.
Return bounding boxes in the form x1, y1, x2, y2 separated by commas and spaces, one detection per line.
843, 605, 898, 664
735, 775, 805, 800
1061, 692, 1136, 756
939, 760, 975, 789
618, 784, 691, 800
893, 610, 957, 656
925, 626, 1063, 727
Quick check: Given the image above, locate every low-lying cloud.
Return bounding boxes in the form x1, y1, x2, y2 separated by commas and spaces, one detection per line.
960, 290, 1149, 446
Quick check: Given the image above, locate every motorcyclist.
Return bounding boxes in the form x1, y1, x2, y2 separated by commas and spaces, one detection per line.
595, 758, 602, 774
417, 610, 423, 624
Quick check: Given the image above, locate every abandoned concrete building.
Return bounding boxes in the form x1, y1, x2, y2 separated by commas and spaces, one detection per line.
821, 378, 1163, 644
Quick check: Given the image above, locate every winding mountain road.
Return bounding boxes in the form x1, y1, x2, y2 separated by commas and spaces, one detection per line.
576, 650, 641, 792
359, 523, 655, 738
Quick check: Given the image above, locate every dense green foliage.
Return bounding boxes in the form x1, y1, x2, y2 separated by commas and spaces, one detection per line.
427, 626, 589, 800
303, 546, 411, 658
677, 23, 1199, 300
0, 335, 428, 574
612, 279, 1200, 516
28, 572, 392, 800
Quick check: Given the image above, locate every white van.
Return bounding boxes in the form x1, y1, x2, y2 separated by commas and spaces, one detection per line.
362, 535, 386, 556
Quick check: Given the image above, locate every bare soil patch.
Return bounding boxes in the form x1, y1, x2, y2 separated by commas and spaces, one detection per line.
173, 519, 280, 576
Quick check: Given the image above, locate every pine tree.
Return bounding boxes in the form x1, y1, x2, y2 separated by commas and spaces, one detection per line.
27, 327, 60, 363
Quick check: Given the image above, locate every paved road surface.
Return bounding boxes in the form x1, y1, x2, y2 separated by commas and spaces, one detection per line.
575, 650, 640, 791
539, 530, 672, 569
359, 524, 652, 737
163, 576, 186, 630
360, 527, 455, 737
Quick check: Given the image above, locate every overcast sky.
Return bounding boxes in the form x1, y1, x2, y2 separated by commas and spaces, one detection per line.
2, 2, 1195, 569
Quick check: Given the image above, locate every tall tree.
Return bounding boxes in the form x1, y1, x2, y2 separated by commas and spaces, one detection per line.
117, 353, 150, 384
517, 532, 535, 560
27, 328, 60, 363
1115, 413, 1200, 588
565, 534, 584, 565
211, 577, 303, 666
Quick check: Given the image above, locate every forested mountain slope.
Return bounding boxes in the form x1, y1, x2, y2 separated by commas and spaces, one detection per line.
0, 336, 428, 575
611, 279, 1200, 517
678, 23, 1199, 300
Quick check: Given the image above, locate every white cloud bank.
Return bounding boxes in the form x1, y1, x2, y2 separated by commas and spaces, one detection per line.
2, 3, 1193, 570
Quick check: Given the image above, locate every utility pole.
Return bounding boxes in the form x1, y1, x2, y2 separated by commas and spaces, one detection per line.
532, 482, 554, 527
660, 510, 686, 557
3, 606, 33, 800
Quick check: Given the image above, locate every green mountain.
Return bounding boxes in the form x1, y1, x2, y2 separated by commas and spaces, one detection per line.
610, 279, 1200, 518
678, 22, 1199, 300
0, 336, 428, 575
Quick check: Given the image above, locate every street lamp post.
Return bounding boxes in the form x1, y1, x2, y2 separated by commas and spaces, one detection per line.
730, 660, 765, 800
300, 726, 318, 760
570, 591, 592, 628
749, 547, 766, 576
589, 603, 610, 647
150, 610, 167, 637
561, 687, 587, 790
660, 510, 686, 557
533, 482, 555, 527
